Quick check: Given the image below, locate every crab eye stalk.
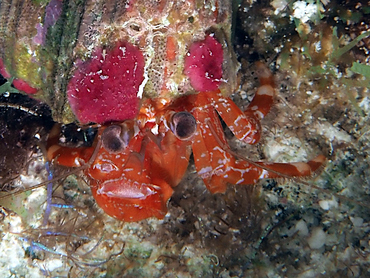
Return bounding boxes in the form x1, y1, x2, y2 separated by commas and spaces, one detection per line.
101, 122, 134, 153
170, 112, 197, 140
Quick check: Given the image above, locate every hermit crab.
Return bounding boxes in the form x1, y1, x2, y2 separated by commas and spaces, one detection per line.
0, 0, 324, 222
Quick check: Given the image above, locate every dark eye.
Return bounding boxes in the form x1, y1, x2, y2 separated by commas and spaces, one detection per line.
101, 122, 134, 153
170, 112, 197, 140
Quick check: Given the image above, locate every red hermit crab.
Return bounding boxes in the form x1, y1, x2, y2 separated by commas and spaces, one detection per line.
1, 0, 324, 222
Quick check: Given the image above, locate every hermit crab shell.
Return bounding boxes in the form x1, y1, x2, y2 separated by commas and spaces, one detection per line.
0, 0, 239, 124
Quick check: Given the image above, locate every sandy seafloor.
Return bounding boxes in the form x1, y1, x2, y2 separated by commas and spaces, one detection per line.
1, 0, 370, 277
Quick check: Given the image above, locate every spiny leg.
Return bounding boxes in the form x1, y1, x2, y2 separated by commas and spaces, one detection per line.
213, 62, 275, 144
247, 61, 275, 119
191, 98, 270, 193
192, 116, 231, 193
191, 92, 238, 193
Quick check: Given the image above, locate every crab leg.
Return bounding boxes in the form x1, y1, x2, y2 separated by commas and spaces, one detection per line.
214, 62, 275, 144
46, 124, 96, 167
191, 92, 325, 194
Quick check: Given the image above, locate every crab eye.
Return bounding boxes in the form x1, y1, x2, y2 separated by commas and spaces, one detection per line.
170, 112, 197, 140
101, 123, 134, 153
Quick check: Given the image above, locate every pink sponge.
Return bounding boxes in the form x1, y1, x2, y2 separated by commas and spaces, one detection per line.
184, 35, 223, 92
67, 41, 144, 124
